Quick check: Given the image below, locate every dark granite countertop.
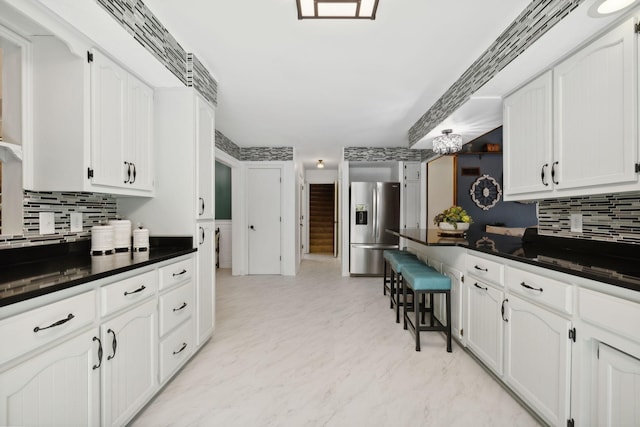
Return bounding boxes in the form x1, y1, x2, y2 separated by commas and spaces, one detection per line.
389, 227, 640, 293
0, 237, 195, 307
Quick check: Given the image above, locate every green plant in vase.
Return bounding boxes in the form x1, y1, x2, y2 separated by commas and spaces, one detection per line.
433, 206, 473, 230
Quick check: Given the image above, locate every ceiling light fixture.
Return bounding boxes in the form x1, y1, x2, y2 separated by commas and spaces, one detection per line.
432, 129, 463, 155
296, 0, 379, 20
317, 159, 325, 168
589, 0, 637, 16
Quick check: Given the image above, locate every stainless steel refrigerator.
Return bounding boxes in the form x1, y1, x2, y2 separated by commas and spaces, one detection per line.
349, 182, 400, 275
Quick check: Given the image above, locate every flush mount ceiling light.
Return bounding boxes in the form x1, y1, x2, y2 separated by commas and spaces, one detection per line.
317, 159, 325, 168
296, 0, 379, 20
432, 129, 463, 155
589, 0, 637, 17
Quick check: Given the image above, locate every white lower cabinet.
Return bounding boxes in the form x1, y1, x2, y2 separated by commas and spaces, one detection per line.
0, 329, 100, 427
504, 294, 572, 427
159, 318, 194, 383
197, 222, 216, 346
100, 298, 157, 427
466, 279, 504, 375
596, 343, 640, 427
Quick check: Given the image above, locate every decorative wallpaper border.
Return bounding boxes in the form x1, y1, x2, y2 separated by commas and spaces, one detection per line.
187, 53, 218, 106
215, 130, 241, 160
538, 192, 640, 245
241, 147, 294, 162
96, 0, 188, 85
344, 147, 427, 162
0, 191, 117, 250
408, 0, 585, 145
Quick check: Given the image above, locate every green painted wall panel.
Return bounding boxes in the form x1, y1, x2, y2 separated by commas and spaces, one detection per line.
215, 161, 232, 219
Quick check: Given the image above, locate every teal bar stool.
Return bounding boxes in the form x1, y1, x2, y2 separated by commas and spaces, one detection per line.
389, 256, 424, 322
382, 250, 416, 299
402, 264, 452, 352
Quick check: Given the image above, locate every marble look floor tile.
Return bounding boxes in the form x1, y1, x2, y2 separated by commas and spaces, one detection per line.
132, 255, 541, 427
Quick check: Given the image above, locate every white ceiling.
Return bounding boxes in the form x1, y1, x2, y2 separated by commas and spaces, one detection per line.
143, 0, 531, 169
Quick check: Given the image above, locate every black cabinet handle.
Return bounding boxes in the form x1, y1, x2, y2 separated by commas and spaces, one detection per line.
473, 283, 488, 291
33, 313, 75, 333
172, 269, 187, 277
107, 329, 117, 360
130, 162, 137, 184
124, 285, 146, 296
124, 161, 131, 183
92, 336, 103, 370
541, 163, 549, 186
501, 299, 509, 322
199, 227, 205, 245
474, 265, 488, 272
199, 197, 205, 216
520, 281, 543, 292
173, 302, 187, 312
173, 343, 187, 355
551, 161, 559, 185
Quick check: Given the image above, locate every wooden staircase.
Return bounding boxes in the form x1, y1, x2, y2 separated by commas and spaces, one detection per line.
309, 184, 334, 254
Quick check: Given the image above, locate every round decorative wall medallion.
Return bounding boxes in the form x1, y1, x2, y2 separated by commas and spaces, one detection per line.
470, 174, 502, 210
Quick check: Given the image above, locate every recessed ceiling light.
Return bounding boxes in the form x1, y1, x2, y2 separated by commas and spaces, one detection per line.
317, 159, 325, 168
589, 0, 637, 17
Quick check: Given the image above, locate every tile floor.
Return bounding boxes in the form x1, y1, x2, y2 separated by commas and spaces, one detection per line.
132, 254, 541, 426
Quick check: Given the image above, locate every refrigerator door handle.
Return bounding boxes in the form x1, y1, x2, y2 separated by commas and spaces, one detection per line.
373, 187, 378, 239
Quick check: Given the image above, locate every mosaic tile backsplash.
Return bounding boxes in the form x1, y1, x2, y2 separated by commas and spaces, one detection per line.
97, 0, 187, 85
344, 147, 428, 162
538, 192, 640, 245
187, 53, 218, 106
0, 191, 117, 250
409, 0, 584, 146
241, 147, 294, 162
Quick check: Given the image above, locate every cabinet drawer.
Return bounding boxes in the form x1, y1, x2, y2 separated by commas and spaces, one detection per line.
159, 281, 194, 336
0, 291, 96, 364
505, 267, 572, 315
579, 288, 640, 343
159, 258, 194, 290
101, 270, 157, 317
467, 253, 504, 286
159, 318, 194, 383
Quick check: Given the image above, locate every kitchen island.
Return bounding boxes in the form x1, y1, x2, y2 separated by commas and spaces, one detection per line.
388, 226, 640, 427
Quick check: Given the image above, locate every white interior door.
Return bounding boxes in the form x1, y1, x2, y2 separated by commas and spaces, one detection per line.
248, 168, 281, 274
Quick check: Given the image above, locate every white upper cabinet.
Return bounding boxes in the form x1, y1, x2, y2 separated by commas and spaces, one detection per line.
554, 17, 637, 193
503, 71, 554, 199
90, 50, 154, 194
503, 17, 639, 201
196, 95, 215, 220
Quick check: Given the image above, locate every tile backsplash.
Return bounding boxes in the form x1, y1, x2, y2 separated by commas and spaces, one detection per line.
538, 192, 640, 245
0, 191, 117, 249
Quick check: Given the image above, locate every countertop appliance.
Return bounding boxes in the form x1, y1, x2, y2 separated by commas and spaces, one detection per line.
350, 181, 400, 275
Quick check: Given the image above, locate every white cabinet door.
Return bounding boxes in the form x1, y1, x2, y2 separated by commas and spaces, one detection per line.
554, 17, 637, 191
196, 222, 215, 346
404, 162, 420, 181
101, 299, 157, 427
466, 280, 504, 375
402, 179, 420, 229
0, 329, 100, 427
442, 265, 464, 342
196, 95, 215, 220
503, 70, 554, 199
597, 343, 640, 427
91, 50, 127, 189
127, 73, 154, 192
504, 295, 572, 427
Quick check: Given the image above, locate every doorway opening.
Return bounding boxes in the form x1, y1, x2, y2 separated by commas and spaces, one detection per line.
308, 183, 335, 254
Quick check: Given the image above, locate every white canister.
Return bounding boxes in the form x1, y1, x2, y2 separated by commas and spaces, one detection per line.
108, 219, 132, 251
91, 225, 115, 255
133, 228, 150, 252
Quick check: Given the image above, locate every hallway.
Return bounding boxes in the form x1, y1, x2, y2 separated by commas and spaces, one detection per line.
132, 255, 539, 426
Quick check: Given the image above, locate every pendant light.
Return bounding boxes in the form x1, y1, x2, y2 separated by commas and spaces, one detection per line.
432, 129, 463, 155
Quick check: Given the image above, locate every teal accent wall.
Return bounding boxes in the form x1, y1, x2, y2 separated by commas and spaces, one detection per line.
215, 161, 232, 220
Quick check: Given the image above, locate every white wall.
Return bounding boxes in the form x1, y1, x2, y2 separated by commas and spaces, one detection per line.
306, 168, 338, 184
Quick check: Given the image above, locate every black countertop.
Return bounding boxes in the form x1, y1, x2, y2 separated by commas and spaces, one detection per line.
0, 237, 195, 308
390, 227, 640, 293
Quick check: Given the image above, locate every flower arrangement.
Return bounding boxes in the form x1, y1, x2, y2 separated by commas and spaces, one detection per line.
433, 206, 473, 229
